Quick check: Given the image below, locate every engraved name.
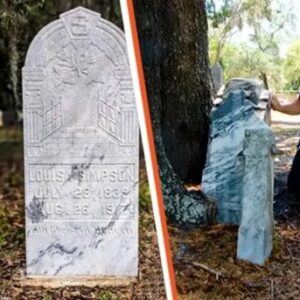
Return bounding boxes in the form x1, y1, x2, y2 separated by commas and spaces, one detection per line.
28, 166, 134, 183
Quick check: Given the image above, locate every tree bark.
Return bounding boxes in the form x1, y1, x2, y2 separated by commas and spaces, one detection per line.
134, 0, 216, 227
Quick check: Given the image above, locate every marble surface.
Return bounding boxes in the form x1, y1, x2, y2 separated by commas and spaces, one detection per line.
202, 78, 275, 265
222, 78, 262, 105
237, 128, 275, 265
202, 88, 270, 224
23, 7, 139, 276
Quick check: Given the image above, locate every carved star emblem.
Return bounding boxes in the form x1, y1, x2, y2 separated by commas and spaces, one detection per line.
53, 42, 107, 86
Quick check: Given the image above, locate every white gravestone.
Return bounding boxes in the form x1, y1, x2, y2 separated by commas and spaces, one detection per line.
23, 7, 139, 277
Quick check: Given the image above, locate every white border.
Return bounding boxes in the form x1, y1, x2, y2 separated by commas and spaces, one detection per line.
120, 1, 173, 299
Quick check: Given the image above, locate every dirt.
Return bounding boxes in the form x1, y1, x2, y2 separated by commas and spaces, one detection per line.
0, 128, 166, 300
170, 124, 300, 300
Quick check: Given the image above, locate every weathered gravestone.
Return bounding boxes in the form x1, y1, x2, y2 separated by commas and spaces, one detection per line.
23, 7, 139, 278
237, 128, 274, 265
211, 63, 224, 93
202, 78, 275, 265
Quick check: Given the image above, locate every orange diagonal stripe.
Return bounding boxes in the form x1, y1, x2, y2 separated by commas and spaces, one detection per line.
126, 1, 178, 299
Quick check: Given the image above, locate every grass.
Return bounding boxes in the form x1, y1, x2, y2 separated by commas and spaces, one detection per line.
0, 126, 23, 142
97, 291, 119, 300
0, 127, 23, 161
0, 206, 10, 248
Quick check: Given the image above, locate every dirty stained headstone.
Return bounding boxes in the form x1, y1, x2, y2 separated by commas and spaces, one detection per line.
202, 78, 275, 265
203, 79, 272, 224
211, 64, 224, 93
23, 7, 139, 277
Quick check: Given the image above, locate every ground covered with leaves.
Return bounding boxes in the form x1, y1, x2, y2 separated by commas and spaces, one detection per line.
0, 128, 165, 300
170, 125, 300, 300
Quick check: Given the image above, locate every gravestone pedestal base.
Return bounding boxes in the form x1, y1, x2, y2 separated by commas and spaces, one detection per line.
17, 273, 136, 288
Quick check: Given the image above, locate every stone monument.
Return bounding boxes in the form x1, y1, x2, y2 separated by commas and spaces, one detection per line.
237, 128, 274, 265
23, 7, 139, 278
202, 78, 275, 265
211, 63, 224, 93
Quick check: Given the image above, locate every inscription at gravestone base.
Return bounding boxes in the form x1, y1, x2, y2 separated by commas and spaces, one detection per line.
23, 7, 139, 277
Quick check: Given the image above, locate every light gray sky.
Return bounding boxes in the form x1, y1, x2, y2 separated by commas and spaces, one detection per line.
281, 0, 300, 56
222, 0, 300, 57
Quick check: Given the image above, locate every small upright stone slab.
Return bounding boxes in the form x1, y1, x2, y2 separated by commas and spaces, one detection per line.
211, 64, 224, 93
237, 128, 275, 265
23, 7, 139, 277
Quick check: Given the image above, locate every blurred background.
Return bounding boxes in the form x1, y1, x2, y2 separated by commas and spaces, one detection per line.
207, 0, 300, 92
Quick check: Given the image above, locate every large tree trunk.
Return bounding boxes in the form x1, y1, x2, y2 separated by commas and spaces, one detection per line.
134, 0, 216, 227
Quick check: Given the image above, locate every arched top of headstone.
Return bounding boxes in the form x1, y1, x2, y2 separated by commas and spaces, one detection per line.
24, 6, 128, 67
23, 5, 137, 154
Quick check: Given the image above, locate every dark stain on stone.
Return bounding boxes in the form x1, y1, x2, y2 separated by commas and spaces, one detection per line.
90, 181, 138, 249
26, 197, 46, 223
54, 261, 74, 275
67, 162, 92, 183
29, 242, 78, 267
